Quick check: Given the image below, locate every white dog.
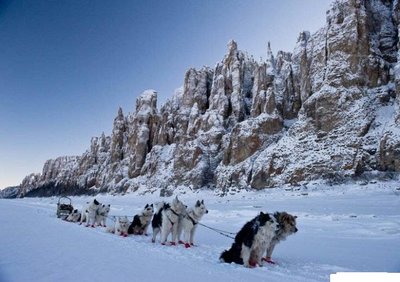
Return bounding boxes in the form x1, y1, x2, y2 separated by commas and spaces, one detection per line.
180, 200, 208, 248
107, 216, 130, 237
80, 199, 101, 227
152, 196, 186, 245
95, 204, 111, 227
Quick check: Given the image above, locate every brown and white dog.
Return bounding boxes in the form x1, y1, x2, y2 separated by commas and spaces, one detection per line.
262, 212, 298, 264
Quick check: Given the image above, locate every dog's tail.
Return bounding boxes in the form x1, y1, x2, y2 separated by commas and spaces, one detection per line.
154, 201, 166, 212
219, 243, 243, 265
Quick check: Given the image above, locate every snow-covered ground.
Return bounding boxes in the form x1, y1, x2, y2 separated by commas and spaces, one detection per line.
1, 181, 399, 282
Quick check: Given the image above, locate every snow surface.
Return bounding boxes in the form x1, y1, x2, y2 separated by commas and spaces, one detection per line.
1, 182, 399, 282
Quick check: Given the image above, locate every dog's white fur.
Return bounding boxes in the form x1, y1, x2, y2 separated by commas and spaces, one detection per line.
95, 204, 110, 227
134, 204, 153, 235
107, 216, 129, 237
66, 209, 81, 222
180, 200, 208, 248
242, 218, 278, 267
80, 199, 101, 227
158, 196, 186, 245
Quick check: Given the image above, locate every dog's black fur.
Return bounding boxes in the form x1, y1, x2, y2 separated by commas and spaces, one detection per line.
128, 215, 142, 234
220, 212, 273, 265
128, 204, 153, 235
152, 203, 169, 230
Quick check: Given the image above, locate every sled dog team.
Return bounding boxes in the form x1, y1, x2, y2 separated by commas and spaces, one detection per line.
65, 196, 298, 268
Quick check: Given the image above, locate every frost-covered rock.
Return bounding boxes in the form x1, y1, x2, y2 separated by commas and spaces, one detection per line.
16, 0, 400, 197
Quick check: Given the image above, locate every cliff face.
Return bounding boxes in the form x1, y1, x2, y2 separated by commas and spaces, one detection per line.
13, 0, 400, 197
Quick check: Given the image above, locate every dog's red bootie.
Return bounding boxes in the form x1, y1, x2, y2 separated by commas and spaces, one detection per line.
262, 257, 276, 264
184, 243, 191, 248
249, 261, 257, 268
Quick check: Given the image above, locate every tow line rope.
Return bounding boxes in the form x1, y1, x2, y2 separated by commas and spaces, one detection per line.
197, 222, 236, 239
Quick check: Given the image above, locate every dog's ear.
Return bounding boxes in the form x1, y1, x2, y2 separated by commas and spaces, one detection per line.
201, 200, 204, 204
108, 204, 110, 207
145, 204, 148, 208
260, 211, 265, 216
196, 200, 201, 207
150, 204, 153, 207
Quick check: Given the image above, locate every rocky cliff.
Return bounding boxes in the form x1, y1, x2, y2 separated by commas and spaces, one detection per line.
9, 0, 400, 197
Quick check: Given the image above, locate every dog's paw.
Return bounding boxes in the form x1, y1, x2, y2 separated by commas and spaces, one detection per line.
178, 240, 185, 245
184, 243, 191, 248
170, 242, 176, 246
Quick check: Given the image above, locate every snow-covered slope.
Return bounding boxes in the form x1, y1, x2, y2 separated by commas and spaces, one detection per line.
8, 0, 400, 197
0, 182, 399, 281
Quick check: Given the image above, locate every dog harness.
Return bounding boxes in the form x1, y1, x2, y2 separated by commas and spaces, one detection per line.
166, 208, 180, 226
186, 214, 197, 226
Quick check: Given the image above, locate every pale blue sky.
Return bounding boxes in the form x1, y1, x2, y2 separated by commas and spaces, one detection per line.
0, 0, 332, 188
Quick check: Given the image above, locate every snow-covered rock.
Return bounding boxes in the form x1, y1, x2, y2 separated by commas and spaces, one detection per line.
14, 0, 400, 197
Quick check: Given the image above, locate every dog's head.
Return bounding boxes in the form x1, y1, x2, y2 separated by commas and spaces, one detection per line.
99, 204, 111, 215
143, 204, 154, 216
194, 200, 208, 216
171, 196, 186, 215
118, 216, 130, 229
259, 212, 278, 230
88, 199, 101, 211
277, 212, 298, 234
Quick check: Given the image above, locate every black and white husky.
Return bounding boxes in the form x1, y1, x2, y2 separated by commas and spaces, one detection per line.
179, 200, 208, 248
151, 196, 186, 245
80, 199, 101, 227
220, 212, 278, 268
66, 209, 81, 222
128, 204, 154, 235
